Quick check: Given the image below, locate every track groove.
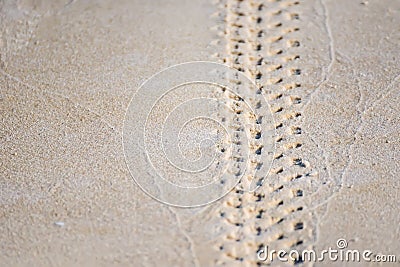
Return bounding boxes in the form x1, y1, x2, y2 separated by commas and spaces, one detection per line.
211, 0, 317, 265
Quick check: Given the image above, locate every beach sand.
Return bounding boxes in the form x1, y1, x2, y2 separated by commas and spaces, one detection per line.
1, 0, 399, 266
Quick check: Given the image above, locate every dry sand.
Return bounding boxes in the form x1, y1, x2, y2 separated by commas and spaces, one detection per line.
0, 0, 399, 266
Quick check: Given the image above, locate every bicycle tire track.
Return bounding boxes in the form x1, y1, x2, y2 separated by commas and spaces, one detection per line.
211, 0, 318, 265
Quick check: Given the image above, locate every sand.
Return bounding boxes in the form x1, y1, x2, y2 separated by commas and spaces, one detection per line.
0, 0, 399, 266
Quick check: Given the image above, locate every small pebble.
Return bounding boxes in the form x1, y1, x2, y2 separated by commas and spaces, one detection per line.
54, 221, 65, 227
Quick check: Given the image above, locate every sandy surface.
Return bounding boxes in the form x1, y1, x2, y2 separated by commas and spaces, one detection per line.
1, 0, 399, 266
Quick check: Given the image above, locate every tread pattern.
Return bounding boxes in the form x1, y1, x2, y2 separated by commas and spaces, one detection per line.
210, 0, 318, 265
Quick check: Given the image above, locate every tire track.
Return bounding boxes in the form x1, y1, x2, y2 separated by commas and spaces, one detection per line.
211, 0, 317, 265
